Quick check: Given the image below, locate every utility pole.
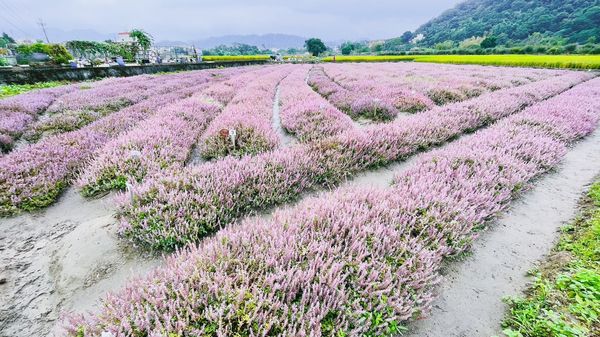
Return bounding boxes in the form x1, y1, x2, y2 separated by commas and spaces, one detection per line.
37, 18, 50, 43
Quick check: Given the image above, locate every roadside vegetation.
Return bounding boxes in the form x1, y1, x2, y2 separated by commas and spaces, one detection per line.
0, 81, 68, 98
501, 181, 600, 337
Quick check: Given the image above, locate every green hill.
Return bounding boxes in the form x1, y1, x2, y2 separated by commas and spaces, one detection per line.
415, 0, 600, 46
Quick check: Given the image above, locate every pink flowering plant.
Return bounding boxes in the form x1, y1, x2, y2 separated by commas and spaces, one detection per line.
115, 71, 592, 250
199, 65, 294, 159
64, 76, 600, 337
0, 69, 232, 216
278, 66, 354, 141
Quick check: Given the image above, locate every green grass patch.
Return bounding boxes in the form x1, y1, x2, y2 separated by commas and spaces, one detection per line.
323, 54, 600, 70
501, 182, 600, 337
0, 81, 68, 98
202, 55, 271, 62
414, 55, 600, 70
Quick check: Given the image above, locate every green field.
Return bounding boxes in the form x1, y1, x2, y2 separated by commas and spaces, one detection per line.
501, 182, 600, 337
201, 55, 271, 62
322, 54, 600, 69
0, 81, 68, 99
322, 55, 416, 63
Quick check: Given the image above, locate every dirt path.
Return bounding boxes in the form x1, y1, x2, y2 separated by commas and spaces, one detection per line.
0, 189, 161, 337
272, 85, 296, 147
405, 129, 600, 337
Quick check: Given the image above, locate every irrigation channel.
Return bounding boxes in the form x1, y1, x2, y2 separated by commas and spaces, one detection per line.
1, 82, 600, 337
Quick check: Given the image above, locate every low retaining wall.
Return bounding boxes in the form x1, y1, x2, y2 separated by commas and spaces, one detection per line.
0, 60, 269, 84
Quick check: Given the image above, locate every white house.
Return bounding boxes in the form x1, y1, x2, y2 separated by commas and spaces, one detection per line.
116, 32, 133, 43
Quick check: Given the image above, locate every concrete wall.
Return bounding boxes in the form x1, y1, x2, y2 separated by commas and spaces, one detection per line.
0, 60, 269, 84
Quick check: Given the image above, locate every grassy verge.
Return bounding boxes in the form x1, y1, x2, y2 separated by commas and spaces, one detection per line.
0, 81, 68, 98
501, 181, 600, 337
201, 55, 271, 62
322, 55, 600, 70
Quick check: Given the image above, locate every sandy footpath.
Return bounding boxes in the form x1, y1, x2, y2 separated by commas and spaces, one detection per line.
0, 189, 161, 337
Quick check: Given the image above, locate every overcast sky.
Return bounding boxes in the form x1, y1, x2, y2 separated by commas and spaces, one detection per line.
0, 0, 463, 41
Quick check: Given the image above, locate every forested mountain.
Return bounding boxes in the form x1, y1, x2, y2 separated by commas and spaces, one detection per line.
415, 0, 600, 46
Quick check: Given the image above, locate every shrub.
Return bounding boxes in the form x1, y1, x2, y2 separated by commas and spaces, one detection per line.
47, 44, 72, 64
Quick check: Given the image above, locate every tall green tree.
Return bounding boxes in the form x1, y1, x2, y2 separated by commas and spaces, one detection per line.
129, 29, 153, 50
480, 36, 497, 48
0, 32, 15, 48
305, 38, 327, 56
2, 32, 15, 43
129, 29, 153, 60
340, 42, 355, 55
400, 31, 414, 44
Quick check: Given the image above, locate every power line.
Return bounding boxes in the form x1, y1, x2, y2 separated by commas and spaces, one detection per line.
0, 0, 35, 30
0, 10, 33, 38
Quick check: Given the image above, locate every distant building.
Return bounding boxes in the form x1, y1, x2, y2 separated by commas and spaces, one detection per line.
116, 32, 133, 43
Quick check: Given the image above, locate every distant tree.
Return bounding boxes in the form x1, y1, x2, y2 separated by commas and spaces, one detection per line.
47, 44, 72, 64
16, 42, 48, 55
340, 42, 354, 55
305, 38, 326, 56
16, 42, 72, 65
2, 32, 15, 44
480, 36, 497, 48
370, 43, 383, 53
129, 29, 153, 60
130, 29, 153, 50
564, 43, 577, 53
523, 45, 534, 54
66, 40, 136, 62
400, 31, 414, 44
202, 44, 270, 56
459, 36, 484, 49
435, 40, 455, 50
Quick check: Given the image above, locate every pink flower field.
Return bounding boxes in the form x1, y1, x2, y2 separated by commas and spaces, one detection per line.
0, 63, 598, 337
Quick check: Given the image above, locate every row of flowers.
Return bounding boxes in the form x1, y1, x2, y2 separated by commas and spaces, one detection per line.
308, 66, 403, 121
0, 69, 233, 216
22, 72, 209, 142
0, 85, 77, 153
198, 65, 295, 159
310, 62, 565, 122
323, 62, 560, 106
0, 72, 214, 153
278, 65, 354, 142
65, 76, 600, 337
115, 71, 594, 251
76, 67, 266, 197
